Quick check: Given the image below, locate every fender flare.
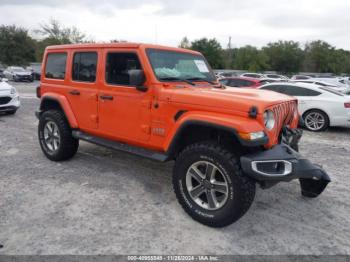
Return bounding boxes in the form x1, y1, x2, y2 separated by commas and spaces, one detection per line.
164, 112, 268, 158
39, 93, 78, 128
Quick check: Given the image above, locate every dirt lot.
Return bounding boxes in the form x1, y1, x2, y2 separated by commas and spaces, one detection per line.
0, 82, 349, 255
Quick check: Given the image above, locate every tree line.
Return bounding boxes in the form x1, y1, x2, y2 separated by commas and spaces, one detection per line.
1, 20, 350, 75
0, 19, 87, 66
180, 37, 350, 75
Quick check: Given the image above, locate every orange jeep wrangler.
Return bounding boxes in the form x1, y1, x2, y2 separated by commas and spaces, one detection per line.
36, 43, 330, 227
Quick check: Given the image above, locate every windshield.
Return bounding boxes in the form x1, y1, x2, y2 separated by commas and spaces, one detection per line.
12, 67, 25, 72
146, 49, 216, 82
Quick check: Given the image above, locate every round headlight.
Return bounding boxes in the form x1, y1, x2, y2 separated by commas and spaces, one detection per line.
264, 110, 275, 130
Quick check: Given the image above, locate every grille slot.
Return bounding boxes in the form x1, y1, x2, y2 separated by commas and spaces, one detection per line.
270, 101, 297, 133
0, 97, 11, 105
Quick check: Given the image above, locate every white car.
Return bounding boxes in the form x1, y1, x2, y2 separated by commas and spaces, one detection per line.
292, 79, 350, 94
240, 73, 265, 79
265, 74, 289, 81
260, 82, 350, 131
0, 79, 20, 115
3, 66, 33, 82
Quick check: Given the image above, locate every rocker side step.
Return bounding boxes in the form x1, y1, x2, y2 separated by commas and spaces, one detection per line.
72, 130, 168, 162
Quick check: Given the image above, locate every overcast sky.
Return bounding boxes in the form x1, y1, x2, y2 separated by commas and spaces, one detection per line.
0, 0, 349, 49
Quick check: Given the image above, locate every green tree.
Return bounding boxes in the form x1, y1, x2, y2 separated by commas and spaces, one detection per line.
36, 19, 86, 44
303, 40, 335, 73
263, 40, 303, 73
231, 45, 268, 72
179, 37, 191, 49
0, 25, 36, 65
190, 38, 224, 69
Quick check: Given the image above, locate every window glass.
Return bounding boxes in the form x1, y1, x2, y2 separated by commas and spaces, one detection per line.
146, 49, 216, 82
229, 79, 240, 87
283, 86, 321, 96
72, 52, 97, 82
242, 80, 254, 86
219, 79, 229, 85
45, 53, 67, 79
106, 53, 141, 85
261, 85, 282, 92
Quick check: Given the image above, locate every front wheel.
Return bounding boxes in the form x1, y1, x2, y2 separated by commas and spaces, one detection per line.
38, 110, 79, 161
173, 142, 256, 227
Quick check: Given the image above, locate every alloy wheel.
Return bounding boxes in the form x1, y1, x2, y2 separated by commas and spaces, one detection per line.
186, 161, 229, 211
43, 121, 61, 152
305, 112, 326, 131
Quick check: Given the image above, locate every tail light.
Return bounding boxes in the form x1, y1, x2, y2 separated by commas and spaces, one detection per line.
36, 85, 41, 98
344, 102, 350, 108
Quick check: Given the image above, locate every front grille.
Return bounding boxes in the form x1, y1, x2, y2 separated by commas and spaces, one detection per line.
0, 97, 11, 105
270, 100, 298, 133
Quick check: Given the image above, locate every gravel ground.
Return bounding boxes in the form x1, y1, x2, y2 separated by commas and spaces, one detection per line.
0, 82, 349, 255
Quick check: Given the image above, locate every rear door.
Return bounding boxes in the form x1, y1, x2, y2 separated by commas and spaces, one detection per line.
65, 50, 99, 131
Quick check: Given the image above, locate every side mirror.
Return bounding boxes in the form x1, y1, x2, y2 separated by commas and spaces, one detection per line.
129, 69, 147, 92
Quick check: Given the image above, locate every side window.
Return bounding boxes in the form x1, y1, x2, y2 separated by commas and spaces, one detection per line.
261, 85, 282, 92
106, 52, 141, 86
45, 53, 67, 79
243, 80, 254, 87
72, 52, 97, 82
229, 79, 240, 87
283, 86, 321, 96
219, 79, 229, 85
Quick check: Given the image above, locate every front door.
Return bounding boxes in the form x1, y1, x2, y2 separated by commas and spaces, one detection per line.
98, 49, 152, 143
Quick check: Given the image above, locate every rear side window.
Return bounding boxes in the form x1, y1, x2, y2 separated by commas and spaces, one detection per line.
106, 53, 141, 86
72, 52, 98, 82
261, 85, 282, 92
45, 53, 67, 79
283, 86, 321, 96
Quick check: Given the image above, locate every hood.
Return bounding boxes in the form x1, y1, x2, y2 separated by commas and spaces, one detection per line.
0, 81, 13, 91
165, 86, 295, 114
14, 71, 31, 76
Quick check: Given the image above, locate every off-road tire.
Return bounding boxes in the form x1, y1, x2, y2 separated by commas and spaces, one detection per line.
173, 142, 256, 227
38, 110, 79, 161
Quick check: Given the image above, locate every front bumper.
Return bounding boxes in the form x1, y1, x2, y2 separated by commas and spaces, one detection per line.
0, 95, 20, 111
241, 143, 330, 198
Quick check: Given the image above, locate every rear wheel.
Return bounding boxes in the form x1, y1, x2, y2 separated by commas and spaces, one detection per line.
303, 110, 329, 132
173, 142, 256, 227
38, 110, 79, 161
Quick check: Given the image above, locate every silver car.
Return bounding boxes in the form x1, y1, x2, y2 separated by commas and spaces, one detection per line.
3, 66, 33, 82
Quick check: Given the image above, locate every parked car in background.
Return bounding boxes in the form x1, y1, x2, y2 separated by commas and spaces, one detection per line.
0, 78, 20, 115
260, 82, 350, 131
291, 75, 312, 80
26, 63, 42, 80
265, 74, 289, 81
292, 79, 350, 94
220, 77, 268, 88
3, 66, 33, 82
240, 73, 265, 79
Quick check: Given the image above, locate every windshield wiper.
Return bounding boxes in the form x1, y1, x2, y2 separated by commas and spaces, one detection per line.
159, 77, 195, 86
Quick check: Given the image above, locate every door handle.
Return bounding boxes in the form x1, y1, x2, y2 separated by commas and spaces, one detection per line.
69, 90, 80, 96
100, 95, 114, 101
